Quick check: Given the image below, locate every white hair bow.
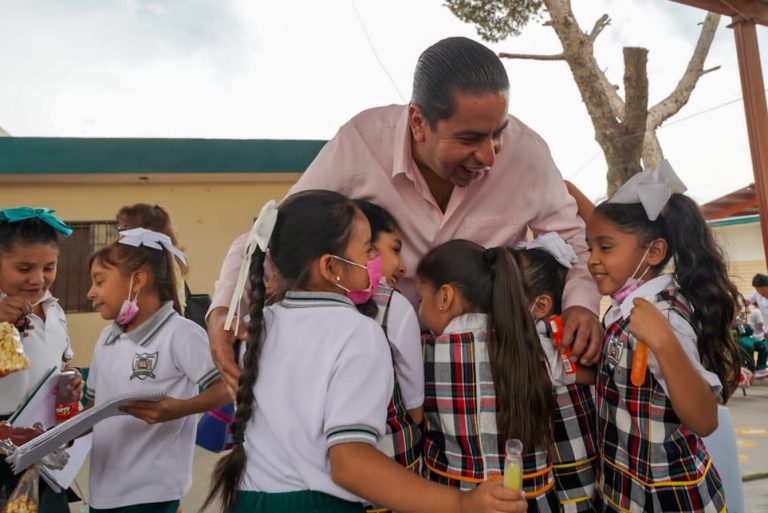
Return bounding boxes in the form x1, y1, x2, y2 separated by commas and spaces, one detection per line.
118, 228, 187, 266
224, 199, 279, 332
607, 160, 687, 221
516, 232, 577, 269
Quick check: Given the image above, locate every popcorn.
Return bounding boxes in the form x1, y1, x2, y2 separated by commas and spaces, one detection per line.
2, 497, 37, 513
0, 322, 29, 377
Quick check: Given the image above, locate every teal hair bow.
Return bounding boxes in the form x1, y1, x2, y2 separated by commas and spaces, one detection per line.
0, 207, 73, 237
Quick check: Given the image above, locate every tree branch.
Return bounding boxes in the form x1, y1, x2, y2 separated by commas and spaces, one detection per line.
498, 52, 565, 61
588, 14, 611, 42
648, 12, 721, 127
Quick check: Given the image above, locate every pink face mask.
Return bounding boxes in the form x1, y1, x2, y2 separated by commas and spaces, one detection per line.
332, 254, 383, 304
610, 245, 653, 304
116, 274, 140, 326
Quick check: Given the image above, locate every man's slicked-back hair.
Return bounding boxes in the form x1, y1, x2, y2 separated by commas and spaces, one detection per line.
411, 36, 509, 129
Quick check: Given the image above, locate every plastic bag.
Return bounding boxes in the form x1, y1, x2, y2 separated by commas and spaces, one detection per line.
195, 402, 234, 453
1, 466, 38, 513
0, 322, 29, 378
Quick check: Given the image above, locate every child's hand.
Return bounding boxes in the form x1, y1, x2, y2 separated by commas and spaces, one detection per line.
120, 396, 184, 424
0, 296, 32, 328
61, 366, 85, 402
628, 298, 676, 354
461, 481, 527, 513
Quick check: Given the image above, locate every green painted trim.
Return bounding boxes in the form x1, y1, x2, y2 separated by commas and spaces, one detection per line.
708, 215, 760, 227
0, 137, 327, 174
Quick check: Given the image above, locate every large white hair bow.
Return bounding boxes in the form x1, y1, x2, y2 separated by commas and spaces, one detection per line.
118, 228, 187, 266
607, 160, 687, 221
224, 199, 279, 332
516, 232, 577, 269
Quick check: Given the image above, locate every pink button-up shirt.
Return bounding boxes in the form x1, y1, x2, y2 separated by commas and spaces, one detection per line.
210, 105, 600, 315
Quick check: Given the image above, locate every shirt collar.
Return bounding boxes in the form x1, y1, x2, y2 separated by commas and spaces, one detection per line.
281, 291, 356, 310
604, 273, 675, 326
441, 313, 488, 335
105, 301, 177, 347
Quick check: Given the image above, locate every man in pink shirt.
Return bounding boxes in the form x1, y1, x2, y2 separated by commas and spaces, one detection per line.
208, 37, 602, 394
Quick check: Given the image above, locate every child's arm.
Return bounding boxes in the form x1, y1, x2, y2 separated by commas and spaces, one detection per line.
628, 298, 718, 436
407, 407, 423, 425
329, 442, 526, 513
120, 379, 230, 424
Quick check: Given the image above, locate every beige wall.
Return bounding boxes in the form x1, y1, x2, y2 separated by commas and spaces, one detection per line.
1, 176, 297, 366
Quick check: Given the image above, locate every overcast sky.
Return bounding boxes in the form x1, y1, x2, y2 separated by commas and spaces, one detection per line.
1, 0, 766, 204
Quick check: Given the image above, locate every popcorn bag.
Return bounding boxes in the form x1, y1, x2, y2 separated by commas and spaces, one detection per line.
1, 466, 38, 513
0, 322, 29, 377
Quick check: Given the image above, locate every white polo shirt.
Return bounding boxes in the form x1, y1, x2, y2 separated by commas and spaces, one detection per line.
0, 291, 72, 415
85, 302, 220, 509
240, 291, 393, 503
380, 290, 424, 410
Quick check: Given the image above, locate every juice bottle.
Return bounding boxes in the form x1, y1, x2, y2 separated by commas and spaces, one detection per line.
503, 438, 523, 491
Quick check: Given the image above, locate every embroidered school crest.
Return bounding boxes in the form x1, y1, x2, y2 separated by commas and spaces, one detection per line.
130, 352, 159, 380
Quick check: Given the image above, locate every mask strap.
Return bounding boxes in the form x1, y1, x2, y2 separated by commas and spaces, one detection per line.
127, 274, 140, 303
331, 255, 367, 270
631, 243, 654, 281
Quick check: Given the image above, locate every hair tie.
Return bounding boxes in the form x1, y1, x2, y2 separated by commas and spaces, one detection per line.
607, 160, 687, 221
230, 432, 245, 445
118, 228, 187, 266
0, 207, 73, 237
483, 247, 498, 265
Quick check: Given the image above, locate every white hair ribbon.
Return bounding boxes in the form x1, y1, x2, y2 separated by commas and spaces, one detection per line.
224, 199, 279, 333
516, 232, 577, 269
118, 228, 188, 266
607, 160, 687, 221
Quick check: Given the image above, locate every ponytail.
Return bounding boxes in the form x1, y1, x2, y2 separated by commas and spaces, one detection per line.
203, 248, 266, 512
663, 194, 741, 403
417, 240, 553, 450
486, 247, 553, 449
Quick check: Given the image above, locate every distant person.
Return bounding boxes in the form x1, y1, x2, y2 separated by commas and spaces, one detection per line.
207, 36, 602, 396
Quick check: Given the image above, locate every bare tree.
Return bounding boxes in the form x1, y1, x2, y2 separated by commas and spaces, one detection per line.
447, 0, 720, 195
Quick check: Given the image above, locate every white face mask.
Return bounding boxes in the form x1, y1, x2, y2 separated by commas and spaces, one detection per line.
116, 274, 140, 326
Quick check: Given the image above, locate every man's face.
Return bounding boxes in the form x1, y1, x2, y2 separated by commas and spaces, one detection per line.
410, 90, 509, 188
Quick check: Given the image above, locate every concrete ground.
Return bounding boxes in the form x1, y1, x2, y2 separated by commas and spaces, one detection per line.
68, 381, 768, 513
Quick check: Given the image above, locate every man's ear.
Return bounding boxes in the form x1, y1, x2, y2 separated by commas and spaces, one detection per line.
409, 104, 429, 143
647, 238, 669, 266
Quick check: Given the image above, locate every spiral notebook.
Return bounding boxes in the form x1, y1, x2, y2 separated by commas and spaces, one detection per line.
7, 389, 164, 473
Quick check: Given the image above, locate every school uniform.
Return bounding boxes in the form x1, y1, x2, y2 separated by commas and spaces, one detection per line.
84, 301, 220, 512
422, 313, 560, 512
0, 291, 72, 416
236, 291, 393, 513
537, 320, 597, 512
595, 274, 726, 512
0, 291, 72, 513
371, 283, 423, 471
366, 284, 424, 513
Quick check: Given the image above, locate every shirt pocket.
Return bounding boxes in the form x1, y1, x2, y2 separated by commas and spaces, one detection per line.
458, 215, 528, 247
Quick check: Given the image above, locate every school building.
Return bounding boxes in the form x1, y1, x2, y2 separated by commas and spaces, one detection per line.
0, 136, 324, 365
701, 184, 768, 295
2, 135, 766, 363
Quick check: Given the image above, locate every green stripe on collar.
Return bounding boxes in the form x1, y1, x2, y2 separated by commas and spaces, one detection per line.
281, 291, 356, 310
104, 301, 177, 346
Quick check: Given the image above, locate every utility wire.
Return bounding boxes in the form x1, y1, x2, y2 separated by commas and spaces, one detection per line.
349, 0, 405, 102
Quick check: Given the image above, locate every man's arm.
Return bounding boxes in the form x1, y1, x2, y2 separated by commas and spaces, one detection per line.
529, 142, 603, 364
